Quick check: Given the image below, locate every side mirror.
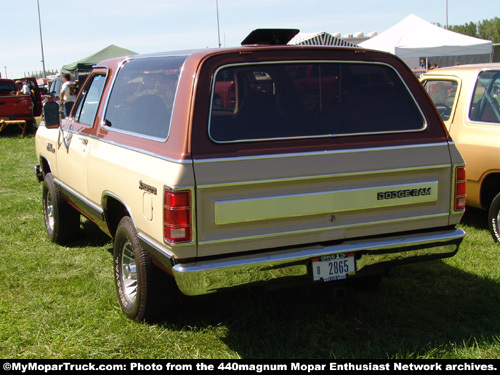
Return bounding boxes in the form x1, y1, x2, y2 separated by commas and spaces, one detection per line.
43, 102, 60, 128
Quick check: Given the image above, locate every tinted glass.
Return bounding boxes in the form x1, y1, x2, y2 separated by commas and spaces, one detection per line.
49, 77, 61, 95
423, 80, 458, 121
209, 62, 425, 142
73, 74, 106, 126
469, 70, 500, 124
0, 80, 16, 94
104, 56, 187, 139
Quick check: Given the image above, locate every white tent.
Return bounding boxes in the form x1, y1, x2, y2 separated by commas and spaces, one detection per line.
359, 14, 492, 60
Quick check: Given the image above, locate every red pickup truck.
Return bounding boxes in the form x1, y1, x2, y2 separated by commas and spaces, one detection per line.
0, 77, 42, 134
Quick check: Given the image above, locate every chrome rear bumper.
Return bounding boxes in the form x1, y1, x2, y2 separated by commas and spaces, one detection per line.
171, 227, 465, 296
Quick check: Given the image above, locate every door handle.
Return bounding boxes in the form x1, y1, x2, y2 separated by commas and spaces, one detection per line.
80, 138, 88, 145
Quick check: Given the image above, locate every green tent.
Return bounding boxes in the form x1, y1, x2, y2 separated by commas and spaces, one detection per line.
61, 44, 137, 73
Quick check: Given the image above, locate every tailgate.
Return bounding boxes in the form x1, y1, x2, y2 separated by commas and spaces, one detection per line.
0, 96, 32, 118
193, 142, 454, 258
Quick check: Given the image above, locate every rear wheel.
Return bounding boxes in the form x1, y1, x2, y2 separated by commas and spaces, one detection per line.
113, 216, 173, 322
488, 192, 500, 243
42, 173, 80, 244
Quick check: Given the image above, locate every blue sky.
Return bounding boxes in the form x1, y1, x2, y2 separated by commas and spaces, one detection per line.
1, 0, 498, 79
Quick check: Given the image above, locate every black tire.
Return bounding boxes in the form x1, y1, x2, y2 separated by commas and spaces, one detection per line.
25, 120, 35, 134
113, 216, 173, 322
488, 192, 500, 243
42, 173, 80, 244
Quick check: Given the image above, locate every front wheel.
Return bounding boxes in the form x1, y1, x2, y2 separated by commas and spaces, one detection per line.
113, 216, 174, 322
488, 192, 500, 243
42, 173, 80, 244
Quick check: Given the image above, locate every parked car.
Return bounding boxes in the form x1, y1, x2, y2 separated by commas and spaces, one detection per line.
421, 63, 500, 242
35, 29, 466, 322
0, 77, 42, 134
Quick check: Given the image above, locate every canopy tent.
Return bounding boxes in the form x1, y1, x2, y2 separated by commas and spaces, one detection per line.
359, 14, 492, 61
62, 44, 137, 73
288, 32, 358, 47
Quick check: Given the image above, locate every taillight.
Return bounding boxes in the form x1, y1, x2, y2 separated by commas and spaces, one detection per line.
164, 189, 192, 243
454, 167, 466, 211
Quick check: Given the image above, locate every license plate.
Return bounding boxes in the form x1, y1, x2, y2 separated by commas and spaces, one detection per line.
312, 254, 355, 282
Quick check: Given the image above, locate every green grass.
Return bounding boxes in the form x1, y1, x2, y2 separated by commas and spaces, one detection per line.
0, 130, 499, 359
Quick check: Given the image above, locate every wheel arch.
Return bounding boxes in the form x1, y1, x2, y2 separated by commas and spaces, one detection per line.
102, 192, 134, 238
39, 155, 53, 177
480, 172, 500, 210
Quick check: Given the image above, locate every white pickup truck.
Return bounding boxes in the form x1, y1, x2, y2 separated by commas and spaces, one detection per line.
35, 30, 466, 322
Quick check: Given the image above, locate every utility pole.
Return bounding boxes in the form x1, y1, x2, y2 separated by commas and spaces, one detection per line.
445, 0, 448, 29
37, 0, 47, 79
216, 0, 221, 48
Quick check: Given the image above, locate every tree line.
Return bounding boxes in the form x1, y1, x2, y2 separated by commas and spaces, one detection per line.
26, 69, 59, 79
448, 17, 500, 43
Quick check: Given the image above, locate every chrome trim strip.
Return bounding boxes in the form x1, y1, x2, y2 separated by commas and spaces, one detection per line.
172, 227, 465, 296
53, 178, 104, 221
55, 130, 192, 165
215, 181, 438, 225
138, 232, 174, 269
197, 164, 450, 189
193, 142, 451, 164
208, 60, 427, 144
199, 212, 450, 245
38, 153, 54, 175
100, 126, 169, 142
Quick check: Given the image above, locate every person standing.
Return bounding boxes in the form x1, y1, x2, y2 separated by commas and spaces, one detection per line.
60, 74, 77, 117
15, 80, 31, 96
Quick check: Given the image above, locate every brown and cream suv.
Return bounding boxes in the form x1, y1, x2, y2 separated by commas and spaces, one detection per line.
35, 29, 466, 322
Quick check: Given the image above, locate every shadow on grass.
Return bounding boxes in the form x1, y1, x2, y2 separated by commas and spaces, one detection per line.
160, 259, 499, 359
66, 210, 499, 358
461, 206, 489, 231
0, 124, 36, 138
66, 219, 112, 249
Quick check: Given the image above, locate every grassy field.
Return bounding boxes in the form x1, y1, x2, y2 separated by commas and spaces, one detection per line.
0, 130, 499, 359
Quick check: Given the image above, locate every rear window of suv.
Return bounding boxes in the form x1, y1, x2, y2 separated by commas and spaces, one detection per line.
209, 62, 426, 143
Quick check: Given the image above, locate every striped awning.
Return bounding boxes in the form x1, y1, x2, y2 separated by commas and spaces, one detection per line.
288, 32, 358, 47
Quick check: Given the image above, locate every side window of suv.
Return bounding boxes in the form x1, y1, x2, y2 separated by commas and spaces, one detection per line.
103, 56, 187, 140
422, 80, 458, 121
469, 71, 500, 124
72, 74, 106, 126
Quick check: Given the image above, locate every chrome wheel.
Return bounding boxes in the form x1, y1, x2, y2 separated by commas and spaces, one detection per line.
114, 216, 173, 322
45, 191, 55, 232
121, 241, 138, 303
